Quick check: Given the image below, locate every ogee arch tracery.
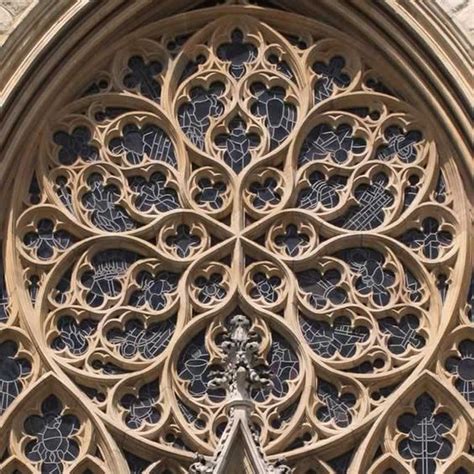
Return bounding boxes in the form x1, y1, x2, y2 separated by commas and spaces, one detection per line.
0, 1, 472, 473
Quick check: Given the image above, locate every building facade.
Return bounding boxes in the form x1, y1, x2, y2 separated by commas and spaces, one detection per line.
0, 1, 472, 473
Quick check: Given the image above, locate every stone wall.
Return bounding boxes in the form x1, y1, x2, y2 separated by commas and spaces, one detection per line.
0, 0, 35, 44
1, 0, 473, 47
437, 0, 473, 37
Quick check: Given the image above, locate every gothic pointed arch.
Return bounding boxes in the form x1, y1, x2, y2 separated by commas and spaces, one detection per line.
0, 1, 471, 472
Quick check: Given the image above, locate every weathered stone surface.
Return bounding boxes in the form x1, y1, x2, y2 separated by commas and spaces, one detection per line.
437, 0, 473, 38
0, 0, 35, 44
0, 0, 473, 47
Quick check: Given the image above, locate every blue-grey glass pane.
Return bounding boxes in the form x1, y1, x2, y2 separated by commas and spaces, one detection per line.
299, 123, 365, 166
81, 250, 139, 307
165, 225, 201, 258
53, 127, 98, 165
250, 83, 296, 149
129, 271, 179, 310
445, 339, 474, 406
376, 126, 422, 163
403, 175, 420, 210
109, 124, 176, 166
249, 178, 280, 209
300, 315, 368, 358
316, 379, 355, 427
365, 77, 395, 95
297, 172, 346, 209
195, 179, 226, 209
128, 172, 179, 212
405, 270, 423, 303
82, 174, 137, 232
333, 173, 393, 231
250, 273, 281, 303
274, 224, 309, 257
24, 395, 80, 473
252, 333, 299, 401
28, 275, 40, 306
123, 56, 162, 101
23, 219, 75, 260
121, 381, 160, 429
51, 316, 97, 356
124, 451, 151, 474
216, 29, 257, 78
178, 83, 225, 149
195, 273, 227, 304
378, 314, 425, 355
397, 393, 453, 474
107, 316, 176, 359
215, 117, 260, 173
296, 269, 347, 308
313, 56, 350, 102
337, 248, 394, 306
178, 332, 211, 397
268, 53, 295, 80
401, 217, 452, 259
0, 340, 31, 414
55, 176, 73, 213
28, 173, 41, 205
434, 172, 447, 203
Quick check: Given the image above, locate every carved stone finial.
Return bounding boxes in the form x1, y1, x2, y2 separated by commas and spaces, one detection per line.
187, 316, 292, 473
189, 454, 215, 474
208, 314, 271, 404
250, 424, 294, 473
267, 457, 293, 474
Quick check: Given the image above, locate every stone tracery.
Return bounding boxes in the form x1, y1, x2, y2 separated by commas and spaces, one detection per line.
0, 3, 471, 473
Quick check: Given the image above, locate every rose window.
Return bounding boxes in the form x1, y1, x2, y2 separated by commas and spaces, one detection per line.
0, 3, 471, 474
